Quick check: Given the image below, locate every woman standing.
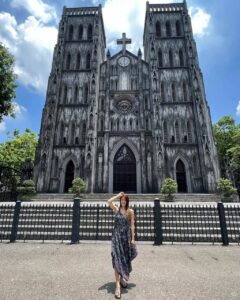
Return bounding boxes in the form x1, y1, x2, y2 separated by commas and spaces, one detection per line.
108, 192, 138, 299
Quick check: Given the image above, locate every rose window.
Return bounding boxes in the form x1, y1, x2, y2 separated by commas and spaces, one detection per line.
116, 99, 132, 114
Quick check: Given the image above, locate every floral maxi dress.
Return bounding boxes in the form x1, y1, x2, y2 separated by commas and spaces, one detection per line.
111, 209, 138, 282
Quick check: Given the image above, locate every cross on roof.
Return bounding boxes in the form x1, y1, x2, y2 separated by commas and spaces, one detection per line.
117, 33, 132, 54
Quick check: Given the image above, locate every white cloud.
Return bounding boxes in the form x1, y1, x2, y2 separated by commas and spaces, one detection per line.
11, 0, 57, 24
102, 0, 211, 54
189, 7, 211, 37
236, 100, 240, 116
0, 0, 211, 95
0, 12, 58, 93
0, 102, 27, 134
0, 121, 7, 133
12, 102, 27, 117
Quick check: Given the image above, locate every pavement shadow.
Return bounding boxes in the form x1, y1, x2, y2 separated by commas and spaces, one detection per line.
98, 281, 136, 296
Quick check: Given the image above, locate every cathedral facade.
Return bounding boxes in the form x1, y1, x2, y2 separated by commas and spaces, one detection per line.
33, 1, 220, 194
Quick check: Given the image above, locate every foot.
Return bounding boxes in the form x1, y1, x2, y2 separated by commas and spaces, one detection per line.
120, 276, 128, 288
115, 285, 121, 299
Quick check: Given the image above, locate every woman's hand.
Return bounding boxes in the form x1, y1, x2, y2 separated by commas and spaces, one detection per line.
131, 239, 136, 247
117, 191, 125, 198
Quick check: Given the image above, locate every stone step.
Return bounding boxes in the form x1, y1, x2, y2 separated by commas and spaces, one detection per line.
30, 193, 226, 202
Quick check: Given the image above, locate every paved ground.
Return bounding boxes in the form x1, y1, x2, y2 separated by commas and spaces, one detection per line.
0, 241, 240, 300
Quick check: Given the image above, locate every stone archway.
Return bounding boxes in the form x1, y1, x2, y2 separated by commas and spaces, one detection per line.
113, 144, 136, 193
64, 160, 75, 193
176, 159, 187, 192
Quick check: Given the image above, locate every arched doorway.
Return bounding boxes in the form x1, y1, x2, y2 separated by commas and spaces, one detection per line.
64, 160, 75, 193
176, 159, 187, 192
113, 145, 136, 193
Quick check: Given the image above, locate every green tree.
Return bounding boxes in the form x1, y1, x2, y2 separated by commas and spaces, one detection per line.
213, 116, 240, 195
0, 129, 38, 170
0, 43, 17, 122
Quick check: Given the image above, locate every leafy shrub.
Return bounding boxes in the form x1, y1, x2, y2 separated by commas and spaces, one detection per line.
217, 178, 237, 198
68, 177, 86, 197
161, 178, 177, 196
17, 179, 36, 200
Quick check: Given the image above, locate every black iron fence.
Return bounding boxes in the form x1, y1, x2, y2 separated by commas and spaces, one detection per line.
0, 199, 239, 245
0, 161, 33, 202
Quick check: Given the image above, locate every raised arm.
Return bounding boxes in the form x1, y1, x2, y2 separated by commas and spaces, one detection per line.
107, 192, 124, 212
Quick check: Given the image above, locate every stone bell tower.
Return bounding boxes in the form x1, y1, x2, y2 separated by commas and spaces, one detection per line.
34, 5, 106, 193
143, 1, 220, 192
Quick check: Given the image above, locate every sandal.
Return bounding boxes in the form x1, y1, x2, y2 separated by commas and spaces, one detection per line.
120, 277, 128, 288
115, 286, 121, 299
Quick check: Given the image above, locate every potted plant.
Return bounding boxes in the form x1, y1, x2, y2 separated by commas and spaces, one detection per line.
17, 179, 36, 201
68, 177, 86, 198
216, 178, 237, 202
161, 177, 177, 202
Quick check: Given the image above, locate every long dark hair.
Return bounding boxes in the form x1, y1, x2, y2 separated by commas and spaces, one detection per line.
119, 194, 129, 209
119, 194, 131, 222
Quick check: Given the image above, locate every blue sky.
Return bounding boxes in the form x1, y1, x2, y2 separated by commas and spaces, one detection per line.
0, 0, 239, 143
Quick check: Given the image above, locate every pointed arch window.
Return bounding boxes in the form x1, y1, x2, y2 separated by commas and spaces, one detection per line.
158, 49, 163, 67
87, 24, 93, 40
86, 52, 91, 69
123, 118, 126, 131
176, 20, 181, 36
156, 21, 161, 37
71, 123, 75, 144
166, 21, 172, 37
172, 83, 176, 102
130, 119, 132, 131
175, 121, 180, 142
68, 24, 73, 40
78, 24, 83, 40
76, 53, 81, 69
176, 159, 187, 192
66, 53, 71, 70
74, 85, 78, 104
116, 119, 119, 131
169, 49, 173, 67
179, 49, 184, 67
64, 160, 75, 192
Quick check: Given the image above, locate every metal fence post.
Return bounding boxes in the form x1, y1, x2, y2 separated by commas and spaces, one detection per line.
154, 198, 163, 245
10, 200, 21, 242
96, 204, 99, 240
217, 202, 229, 246
134, 206, 138, 241
71, 197, 81, 244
